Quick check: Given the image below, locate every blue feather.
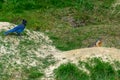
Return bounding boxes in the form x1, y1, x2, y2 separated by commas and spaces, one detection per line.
4, 19, 27, 36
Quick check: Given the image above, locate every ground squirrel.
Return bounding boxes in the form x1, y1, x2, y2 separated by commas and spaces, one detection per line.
88, 38, 102, 47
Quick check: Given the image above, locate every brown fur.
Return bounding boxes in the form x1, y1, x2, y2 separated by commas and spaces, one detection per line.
88, 39, 102, 47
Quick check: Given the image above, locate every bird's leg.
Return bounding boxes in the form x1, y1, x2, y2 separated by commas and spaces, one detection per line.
17, 33, 22, 39
17, 33, 21, 36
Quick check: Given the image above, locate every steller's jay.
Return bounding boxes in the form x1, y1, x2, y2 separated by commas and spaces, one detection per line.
4, 19, 27, 36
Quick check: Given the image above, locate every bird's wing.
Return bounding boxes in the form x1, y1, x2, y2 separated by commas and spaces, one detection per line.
13, 24, 25, 33
13, 24, 23, 30
4, 24, 25, 35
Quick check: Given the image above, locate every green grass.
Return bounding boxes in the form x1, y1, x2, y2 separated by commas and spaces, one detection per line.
23, 66, 43, 80
0, 0, 117, 26
0, 0, 120, 51
0, 52, 55, 80
54, 63, 89, 80
54, 58, 120, 80
79, 58, 116, 80
47, 24, 120, 50
41, 55, 56, 68
0, 1, 120, 79
0, 29, 56, 80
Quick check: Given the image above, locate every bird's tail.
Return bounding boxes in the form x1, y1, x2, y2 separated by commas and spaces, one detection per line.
4, 29, 15, 35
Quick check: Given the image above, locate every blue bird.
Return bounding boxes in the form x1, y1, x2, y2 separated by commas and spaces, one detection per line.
4, 19, 27, 36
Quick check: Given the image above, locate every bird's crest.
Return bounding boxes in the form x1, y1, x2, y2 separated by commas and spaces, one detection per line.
22, 19, 27, 25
